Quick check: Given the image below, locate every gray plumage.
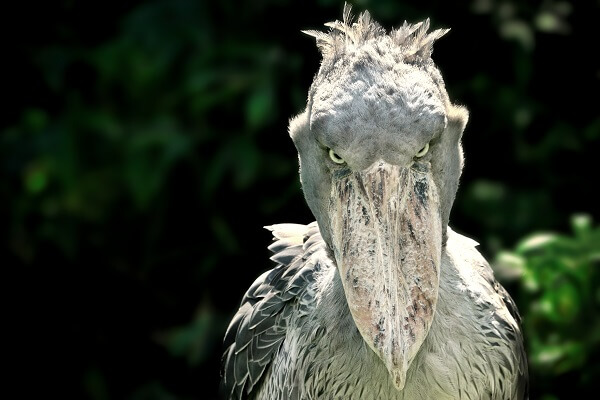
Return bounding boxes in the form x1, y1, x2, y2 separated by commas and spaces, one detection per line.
221, 4, 528, 399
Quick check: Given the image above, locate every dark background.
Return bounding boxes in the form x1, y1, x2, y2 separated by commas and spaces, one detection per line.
2, 0, 599, 399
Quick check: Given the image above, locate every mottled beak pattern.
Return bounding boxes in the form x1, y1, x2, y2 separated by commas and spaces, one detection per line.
329, 162, 442, 389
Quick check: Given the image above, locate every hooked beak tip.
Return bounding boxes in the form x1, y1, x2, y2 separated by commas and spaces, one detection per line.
391, 368, 407, 391
329, 162, 442, 393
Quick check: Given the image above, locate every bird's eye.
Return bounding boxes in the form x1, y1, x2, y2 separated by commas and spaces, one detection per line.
328, 148, 345, 164
415, 142, 430, 158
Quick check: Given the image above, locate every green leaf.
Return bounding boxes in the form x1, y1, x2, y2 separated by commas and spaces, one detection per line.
245, 83, 275, 129
535, 12, 561, 33
517, 233, 558, 253
125, 119, 191, 209
24, 163, 48, 194
499, 19, 534, 51
23, 108, 48, 133
540, 282, 580, 323
571, 214, 592, 237
494, 251, 525, 280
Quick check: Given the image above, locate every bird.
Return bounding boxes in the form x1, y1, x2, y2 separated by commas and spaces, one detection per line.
221, 4, 528, 399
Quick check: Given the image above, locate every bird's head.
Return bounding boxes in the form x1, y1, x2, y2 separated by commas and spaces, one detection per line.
290, 5, 468, 391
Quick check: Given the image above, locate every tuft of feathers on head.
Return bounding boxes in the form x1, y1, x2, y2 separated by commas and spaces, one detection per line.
302, 2, 449, 65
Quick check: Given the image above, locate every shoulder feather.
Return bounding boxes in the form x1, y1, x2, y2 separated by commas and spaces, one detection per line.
220, 222, 325, 399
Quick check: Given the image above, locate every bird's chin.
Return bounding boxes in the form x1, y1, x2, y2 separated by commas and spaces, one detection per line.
328, 162, 442, 391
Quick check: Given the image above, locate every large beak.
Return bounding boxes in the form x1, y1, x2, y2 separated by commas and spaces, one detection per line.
329, 162, 442, 390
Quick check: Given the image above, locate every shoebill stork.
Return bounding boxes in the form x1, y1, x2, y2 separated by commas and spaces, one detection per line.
221, 5, 528, 399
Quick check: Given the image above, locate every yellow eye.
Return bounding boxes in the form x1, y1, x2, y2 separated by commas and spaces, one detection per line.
328, 148, 345, 164
415, 142, 430, 158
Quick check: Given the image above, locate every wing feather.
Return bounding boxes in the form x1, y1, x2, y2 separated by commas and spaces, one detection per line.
475, 246, 530, 399
220, 223, 325, 399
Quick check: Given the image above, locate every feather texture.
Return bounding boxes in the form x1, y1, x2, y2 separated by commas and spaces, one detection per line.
220, 223, 324, 399
221, 224, 528, 399
304, 3, 448, 66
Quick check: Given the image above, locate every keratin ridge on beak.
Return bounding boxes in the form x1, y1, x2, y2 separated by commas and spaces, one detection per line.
328, 161, 442, 390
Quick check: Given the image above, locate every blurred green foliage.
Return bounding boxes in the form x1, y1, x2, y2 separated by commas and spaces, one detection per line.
495, 214, 600, 397
2, 0, 598, 399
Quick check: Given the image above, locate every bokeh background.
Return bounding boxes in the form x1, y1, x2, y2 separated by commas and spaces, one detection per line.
3, 0, 599, 398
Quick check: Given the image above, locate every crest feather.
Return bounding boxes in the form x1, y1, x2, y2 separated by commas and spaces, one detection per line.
303, 2, 449, 65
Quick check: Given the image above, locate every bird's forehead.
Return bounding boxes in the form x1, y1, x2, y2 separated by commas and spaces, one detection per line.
309, 47, 447, 165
